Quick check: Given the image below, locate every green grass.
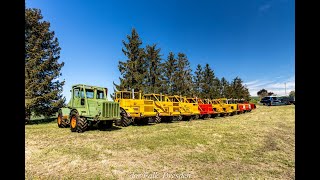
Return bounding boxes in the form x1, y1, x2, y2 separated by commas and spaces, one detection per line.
25, 105, 295, 179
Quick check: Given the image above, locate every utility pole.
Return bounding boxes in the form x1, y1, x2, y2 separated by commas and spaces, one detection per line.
285, 83, 286, 96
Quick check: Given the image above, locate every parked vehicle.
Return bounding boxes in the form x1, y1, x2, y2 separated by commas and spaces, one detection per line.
260, 96, 285, 106
57, 84, 121, 133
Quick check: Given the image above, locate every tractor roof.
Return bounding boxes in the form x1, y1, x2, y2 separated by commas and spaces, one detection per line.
72, 84, 107, 90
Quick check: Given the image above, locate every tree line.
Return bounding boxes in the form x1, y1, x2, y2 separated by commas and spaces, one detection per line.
112, 28, 250, 100
25, 8, 251, 119
257, 89, 295, 99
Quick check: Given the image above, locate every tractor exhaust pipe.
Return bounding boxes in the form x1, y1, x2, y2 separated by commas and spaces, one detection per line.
132, 89, 135, 99
160, 93, 162, 101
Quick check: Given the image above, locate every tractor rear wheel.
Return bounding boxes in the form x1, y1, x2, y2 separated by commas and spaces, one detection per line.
57, 110, 68, 128
70, 110, 88, 133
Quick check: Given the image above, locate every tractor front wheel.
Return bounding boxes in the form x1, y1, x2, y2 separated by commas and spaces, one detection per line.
70, 110, 88, 133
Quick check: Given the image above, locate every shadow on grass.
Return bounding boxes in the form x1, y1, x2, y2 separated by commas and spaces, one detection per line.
25, 118, 56, 125
132, 123, 157, 126
89, 125, 123, 132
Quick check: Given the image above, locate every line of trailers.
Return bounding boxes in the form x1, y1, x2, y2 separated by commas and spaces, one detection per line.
57, 84, 256, 133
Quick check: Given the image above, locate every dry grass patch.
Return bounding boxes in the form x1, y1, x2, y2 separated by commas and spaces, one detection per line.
26, 105, 295, 179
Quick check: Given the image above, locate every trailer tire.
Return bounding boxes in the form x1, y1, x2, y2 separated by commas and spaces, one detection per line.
120, 108, 131, 127
155, 114, 161, 123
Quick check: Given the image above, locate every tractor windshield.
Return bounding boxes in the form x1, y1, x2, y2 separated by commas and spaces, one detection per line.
86, 89, 94, 99
96, 90, 104, 99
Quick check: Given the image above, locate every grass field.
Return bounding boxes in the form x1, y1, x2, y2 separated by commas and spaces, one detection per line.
25, 105, 295, 179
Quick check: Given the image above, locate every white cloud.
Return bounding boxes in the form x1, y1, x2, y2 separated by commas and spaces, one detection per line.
259, 4, 271, 12
243, 80, 259, 86
244, 76, 295, 96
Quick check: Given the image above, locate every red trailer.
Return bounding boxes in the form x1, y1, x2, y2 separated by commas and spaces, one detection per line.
186, 98, 215, 119
235, 99, 251, 113
238, 99, 252, 112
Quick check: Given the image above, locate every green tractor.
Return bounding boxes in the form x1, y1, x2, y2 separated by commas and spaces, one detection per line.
57, 84, 121, 133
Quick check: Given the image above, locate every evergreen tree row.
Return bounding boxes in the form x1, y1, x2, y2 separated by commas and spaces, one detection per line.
113, 28, 250, 100
25, 8, 65, 119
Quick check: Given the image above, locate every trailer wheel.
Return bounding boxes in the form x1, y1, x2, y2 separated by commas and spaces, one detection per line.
154, 114, 161, 123
70, 110, 88, 133
211, 114, 218, 118
57, 109, 68, 128
120, 108, 131, 127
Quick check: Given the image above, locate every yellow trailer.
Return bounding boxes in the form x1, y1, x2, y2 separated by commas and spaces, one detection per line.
143, 93, 180, 122
219, 98, 239, 116
210, 99, 229, 117
168, 95, 200, 120
114, 90, 157, 126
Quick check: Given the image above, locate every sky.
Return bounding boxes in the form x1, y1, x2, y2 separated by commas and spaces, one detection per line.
26, 0, 295, 101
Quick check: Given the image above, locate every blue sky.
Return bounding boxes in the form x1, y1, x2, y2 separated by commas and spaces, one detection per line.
26, 0, 295, 101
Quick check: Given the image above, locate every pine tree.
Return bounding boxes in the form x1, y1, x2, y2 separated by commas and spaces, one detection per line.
242, 86, 251, 101
220, 77, 229, 98
162, 52, 178, 95
201, 64, 217, 99
215, 77, 222, 97
173, 53, 193, 96
113, 28, 146, 93
25, 8, 65, 119
193, 64, 203, 97
145, 44, 163, 93
229, 76, 250, 100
